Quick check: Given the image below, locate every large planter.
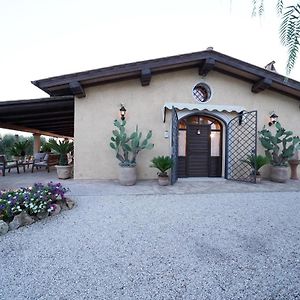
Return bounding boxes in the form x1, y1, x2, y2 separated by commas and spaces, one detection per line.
55, 165, 73, 179
288, 151, 299, 180
270, 166, 289, 183
158, 175, 169, 186
118, 165, 137, 186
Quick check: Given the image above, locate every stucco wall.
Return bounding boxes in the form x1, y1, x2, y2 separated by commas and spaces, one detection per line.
74, 69, 300, 179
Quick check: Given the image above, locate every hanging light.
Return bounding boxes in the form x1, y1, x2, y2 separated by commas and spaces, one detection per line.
120, 104, 126, 121
268, 112, 278, 126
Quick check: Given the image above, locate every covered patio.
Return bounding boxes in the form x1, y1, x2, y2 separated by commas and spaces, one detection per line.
0, 95, 74, 154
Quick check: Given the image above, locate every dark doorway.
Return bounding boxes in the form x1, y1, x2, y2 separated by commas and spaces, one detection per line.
178, 115, 222, 177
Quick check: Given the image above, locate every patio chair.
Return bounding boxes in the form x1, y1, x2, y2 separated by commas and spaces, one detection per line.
31, 153, 59, 173
31, 152, 48, 172
0, 155, 20, 176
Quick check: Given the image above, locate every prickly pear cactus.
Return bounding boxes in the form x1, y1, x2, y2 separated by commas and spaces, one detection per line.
110, 120, 154, 166
259, 122, 300, 166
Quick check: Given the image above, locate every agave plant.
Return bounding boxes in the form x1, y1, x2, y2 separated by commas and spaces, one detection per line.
48, 139, 74, 166
150, 156, 173, 177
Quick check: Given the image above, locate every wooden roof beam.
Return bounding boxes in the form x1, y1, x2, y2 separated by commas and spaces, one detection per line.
140, 68, 151, 86
69, 81, 86, 98
0, 122, 73, 138
16, 119, 74, 126
199, 58, 215, 76
0, 110, 74, 121
252, 77, 273, 93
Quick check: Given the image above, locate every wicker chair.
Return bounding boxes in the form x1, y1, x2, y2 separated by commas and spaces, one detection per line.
0, 155, 20, 176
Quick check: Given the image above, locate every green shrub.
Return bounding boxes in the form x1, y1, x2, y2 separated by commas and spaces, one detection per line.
150, 156, 173, 177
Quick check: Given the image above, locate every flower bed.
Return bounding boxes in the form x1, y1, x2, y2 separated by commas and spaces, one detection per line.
0, 182, 74, 236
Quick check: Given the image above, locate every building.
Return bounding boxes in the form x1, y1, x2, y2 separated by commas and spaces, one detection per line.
1, 49, 300, 182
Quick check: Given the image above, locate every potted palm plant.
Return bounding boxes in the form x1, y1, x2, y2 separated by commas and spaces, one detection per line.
48, 139, 74, 179
110, 119, 154, 185
241, 154, 269, 183
9, 140, 30, 160
259, 122, 300, 183
150, 156, 173, 186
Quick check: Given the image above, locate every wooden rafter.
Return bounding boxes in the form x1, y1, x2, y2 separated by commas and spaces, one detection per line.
251, 78, 273, 93
69, 81, 86, 98
199, 58, 215, 76
140, 68, 152, 86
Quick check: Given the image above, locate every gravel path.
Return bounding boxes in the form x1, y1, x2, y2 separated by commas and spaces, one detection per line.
1, 191, 300, 300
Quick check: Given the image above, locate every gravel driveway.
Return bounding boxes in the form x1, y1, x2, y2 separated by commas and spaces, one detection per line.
1, 191, 300, 300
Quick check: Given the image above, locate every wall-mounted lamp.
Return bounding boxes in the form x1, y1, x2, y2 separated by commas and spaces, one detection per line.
120, 104, 126, 121
268, 112, 278, 126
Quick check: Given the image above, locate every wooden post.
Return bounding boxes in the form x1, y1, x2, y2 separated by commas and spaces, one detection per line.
33, 133, 41, 154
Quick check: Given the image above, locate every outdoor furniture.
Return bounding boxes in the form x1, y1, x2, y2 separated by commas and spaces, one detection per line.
0, 155, 20, 176
31, 153, 59, 173
18, 155, 34, 172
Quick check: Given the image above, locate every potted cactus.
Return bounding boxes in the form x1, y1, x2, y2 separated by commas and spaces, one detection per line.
110, 120, 154, 185
259, 122, 300, 183
150, 156, 173, 186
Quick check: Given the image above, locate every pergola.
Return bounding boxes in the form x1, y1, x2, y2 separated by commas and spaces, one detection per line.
0, 96, 74, 137
0, 95, 74, 152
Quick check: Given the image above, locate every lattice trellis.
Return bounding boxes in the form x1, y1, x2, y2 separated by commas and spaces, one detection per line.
226, 111, 257, 183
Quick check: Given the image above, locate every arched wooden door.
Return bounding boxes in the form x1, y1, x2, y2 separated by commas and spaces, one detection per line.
178, 115, 222, 177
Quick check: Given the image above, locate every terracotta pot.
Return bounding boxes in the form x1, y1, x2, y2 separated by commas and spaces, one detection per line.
55, 165, 73, 179
253, 173, 262, 184
270, 166, 289, 183
158, 175, 169, 186
118, 165, 137, 186
291, 150, 299, 161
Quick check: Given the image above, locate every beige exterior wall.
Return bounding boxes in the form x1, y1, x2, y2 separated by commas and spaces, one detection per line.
74, 69, 300, 179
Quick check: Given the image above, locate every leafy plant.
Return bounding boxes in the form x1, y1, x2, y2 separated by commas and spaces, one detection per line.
9, 140, 30, 157
48, 139, 73, 165
110, 119, 154, 167
150, 156, 173, 177
252, 0, 300, 75
241, 154, 269, 175
41, 142, 52, 153
259, 122, 300, 167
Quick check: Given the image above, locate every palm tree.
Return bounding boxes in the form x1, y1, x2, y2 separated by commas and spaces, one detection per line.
252, 0, 300, 75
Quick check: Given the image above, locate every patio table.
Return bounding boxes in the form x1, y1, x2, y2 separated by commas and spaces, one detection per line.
18, 157, 33, 172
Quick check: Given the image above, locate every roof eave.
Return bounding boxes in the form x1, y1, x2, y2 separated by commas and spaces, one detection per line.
31, 50, 300, 100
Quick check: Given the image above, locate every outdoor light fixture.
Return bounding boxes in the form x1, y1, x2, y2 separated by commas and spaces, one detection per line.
268, 112, 278, 126
120, 104, 126, 121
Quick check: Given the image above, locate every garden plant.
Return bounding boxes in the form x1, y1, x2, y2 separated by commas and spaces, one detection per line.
0, 182, 70, 223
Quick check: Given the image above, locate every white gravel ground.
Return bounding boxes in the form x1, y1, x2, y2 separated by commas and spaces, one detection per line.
1, 191, 300, 300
